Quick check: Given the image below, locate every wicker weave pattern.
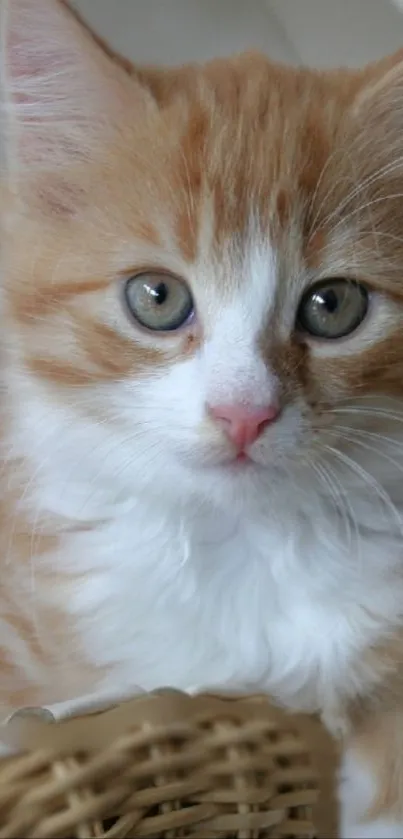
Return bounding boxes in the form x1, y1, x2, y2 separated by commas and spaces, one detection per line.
0, 694, 319, 838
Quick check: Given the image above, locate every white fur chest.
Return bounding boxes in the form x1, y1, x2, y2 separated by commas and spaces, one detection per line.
59, 495, 403, 715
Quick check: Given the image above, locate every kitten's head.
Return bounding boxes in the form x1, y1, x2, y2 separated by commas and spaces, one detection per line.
2, 0, 403, 517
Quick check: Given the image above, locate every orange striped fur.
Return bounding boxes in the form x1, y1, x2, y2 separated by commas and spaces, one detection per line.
3, 2, 403, 834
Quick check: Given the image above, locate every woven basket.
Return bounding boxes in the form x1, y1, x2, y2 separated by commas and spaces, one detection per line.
0, 692, 338, 839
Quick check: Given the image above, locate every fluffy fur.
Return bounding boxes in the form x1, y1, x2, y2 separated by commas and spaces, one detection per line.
2, 0, 403, 834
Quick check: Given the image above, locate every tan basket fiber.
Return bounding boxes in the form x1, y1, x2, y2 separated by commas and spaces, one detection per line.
0, 692, 338, 839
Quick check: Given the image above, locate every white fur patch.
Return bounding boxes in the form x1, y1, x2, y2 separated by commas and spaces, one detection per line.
339, 750, 403, 839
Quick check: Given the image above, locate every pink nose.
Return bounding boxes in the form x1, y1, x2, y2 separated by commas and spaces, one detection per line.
209, 403, 279, 449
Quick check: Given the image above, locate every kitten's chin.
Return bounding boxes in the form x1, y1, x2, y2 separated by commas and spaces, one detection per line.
161, 446, 298, 514
174, 442, 291, 500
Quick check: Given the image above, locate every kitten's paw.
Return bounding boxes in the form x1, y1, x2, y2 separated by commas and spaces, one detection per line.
340, 818, 403, 838
339, 748, 403, 838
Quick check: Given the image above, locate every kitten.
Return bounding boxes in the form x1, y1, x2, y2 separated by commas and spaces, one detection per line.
2, 0, 403, 834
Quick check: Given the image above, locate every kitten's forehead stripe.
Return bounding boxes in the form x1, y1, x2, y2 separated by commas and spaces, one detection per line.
168, 55, 344, 268
174, 107, 207, 262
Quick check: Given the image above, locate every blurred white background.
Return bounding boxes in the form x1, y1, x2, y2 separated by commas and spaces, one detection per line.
73, 0, 403, 68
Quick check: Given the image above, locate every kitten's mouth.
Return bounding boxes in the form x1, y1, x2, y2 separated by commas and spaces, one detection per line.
199, 448, 259, 471
235, 452, 250, 464
226, 450, 256, 469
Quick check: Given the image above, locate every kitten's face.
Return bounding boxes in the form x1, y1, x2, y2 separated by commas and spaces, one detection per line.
4, 0, 403, 513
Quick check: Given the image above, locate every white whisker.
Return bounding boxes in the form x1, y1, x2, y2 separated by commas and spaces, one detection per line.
322, 443, 403, 536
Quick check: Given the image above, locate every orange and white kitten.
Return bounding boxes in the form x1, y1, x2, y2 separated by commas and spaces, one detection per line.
3, 0, 403, 835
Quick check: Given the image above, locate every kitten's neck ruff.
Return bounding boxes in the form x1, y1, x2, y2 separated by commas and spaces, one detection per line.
51, 495, 403, 710
15, 416, 403, 718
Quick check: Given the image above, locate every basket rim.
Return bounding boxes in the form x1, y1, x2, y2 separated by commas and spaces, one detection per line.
2, 692, 303, 755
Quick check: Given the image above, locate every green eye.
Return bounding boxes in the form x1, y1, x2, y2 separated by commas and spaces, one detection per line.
124, 273, 194, 332
297, 278, 369, 340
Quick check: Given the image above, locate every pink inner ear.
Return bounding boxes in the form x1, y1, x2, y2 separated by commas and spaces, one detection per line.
2, 0, 147, 172
7, 22, 74, 109
3, 2, 98, 169
7, 10, 45, 79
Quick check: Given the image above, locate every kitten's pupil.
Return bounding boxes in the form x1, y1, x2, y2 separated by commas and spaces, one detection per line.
318, 289, 338, 313
150, 283, 168, 306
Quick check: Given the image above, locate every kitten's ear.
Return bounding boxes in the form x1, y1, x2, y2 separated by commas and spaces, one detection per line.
353, 49, 403, 139
1, 0, 150, 173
